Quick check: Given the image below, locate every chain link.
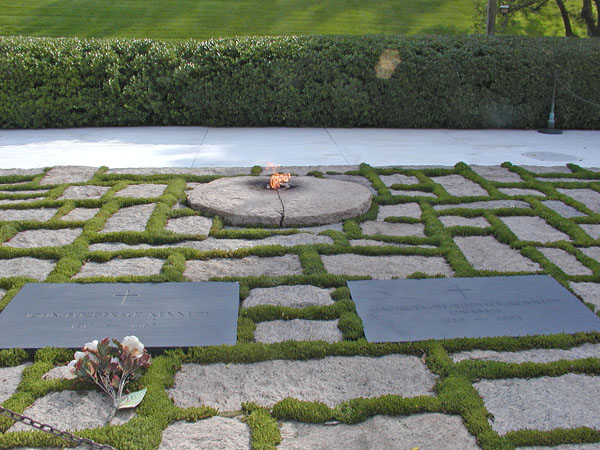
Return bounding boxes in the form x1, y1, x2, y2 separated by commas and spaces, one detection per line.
0, 406, 116, 450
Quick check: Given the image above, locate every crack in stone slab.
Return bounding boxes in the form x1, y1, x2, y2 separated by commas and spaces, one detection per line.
276, 188, 286, 227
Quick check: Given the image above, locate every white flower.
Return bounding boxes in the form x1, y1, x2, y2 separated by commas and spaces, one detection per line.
67, 359, 77, 374
73, 351, 88, 362
110, 357, 120, 365
83, 340, 98, 352
122, 336, 144, 358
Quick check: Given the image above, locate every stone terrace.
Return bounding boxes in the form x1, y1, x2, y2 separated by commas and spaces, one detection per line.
0, 164, 599, 449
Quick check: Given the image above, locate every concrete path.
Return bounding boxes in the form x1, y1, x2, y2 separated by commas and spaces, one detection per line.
1, 127, 599, 168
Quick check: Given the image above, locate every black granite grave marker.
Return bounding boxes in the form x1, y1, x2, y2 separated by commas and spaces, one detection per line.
349, 276, 600, 342
0, 282, 239, 349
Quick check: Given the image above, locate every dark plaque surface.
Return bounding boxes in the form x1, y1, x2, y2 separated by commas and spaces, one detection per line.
349, 276, 600, 342
0, 282, 239, 349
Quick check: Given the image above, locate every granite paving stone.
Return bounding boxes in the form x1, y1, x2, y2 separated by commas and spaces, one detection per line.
73, 257, 165, 278
0, 189, 48, 196
557, 188, 600, 212
169, 354, 437, 410
184, 255, 303, 281
452, 343, 600, 363
434, 200, 530, 211
498, 188, 545, 197
100, 203, 156, 233
538, 248, 592, 275
323, 174, 377, 194
500, 216, 571, 242
0, 364, 31, 404
165, 216, 212, 235
158, 417, 251, 450
474, 374, 600, 434
569, 282, 600, 310
59, 207, 100, 221
293, 223, 344, 234
40, 166, 98, 185
254, 319, 343, 343
0, 257, 56, 280
438, 216, 490, 228
379, 174, 419, 186
114, 183, 167, 198
361, 221, 426, 237
471, 165, 523, 182
260, 165, 359, 176
0, 197, 45, 205
454, 236, 541, 272
59, 185, 110, 200
242, 285, 334, 308
349, 239, 436, 248
0, 169, 43, 176
9, 391, 134, 431
390, 189, 437, 197
107, 167, 251, 176
580, 246, 600, 262
521, 165, 572, 174
542, 200, 587, 218
0, 208, 57, 222
322, 254, 453, 279
278, 414, 481, 450
579, 224, 600, 240
2, 228, 82, 248
431, 174, 488, 196
42, 365, 77, 380
377, 203, 421, 220
538, 177, 588, 183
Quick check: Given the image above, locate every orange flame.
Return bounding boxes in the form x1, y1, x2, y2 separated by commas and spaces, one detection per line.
269, 172, 291, 189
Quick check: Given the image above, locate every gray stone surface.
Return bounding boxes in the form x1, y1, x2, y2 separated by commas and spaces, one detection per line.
0, 364, 30, 403
185, 255, 302, 281
322, 254, 453, 279
0, 257, 56, 280
2, 228, 82, 248
379, 174, 419, 186
169, 354, 436, 410
537, 177, 587, 183
254, 319, 343, 343
115, 184, 167, 198
542, 200, 587, 218
471, 165, 523, 182
361, 221, 426, 237
42, 365, 77, 380
390, 189, 437, 197
538, 248, 592, 275
107, 167, 251, 176
188, 176, 372, 227
439, 216, 490, 228
59, 185, 110, 200
59, 208, 100, 221
0, 169, 43, 176
90, 235, 332, 252
40, 166, 98, 185
242, 285, 334, 308
0, 208, 57, 222
434, 200, 530, 211
279, 414, 481, 450
431, 175, 488, 197
500, 216, 571, 242
100, 204, 156, 233
522, 165, 572, 174
557, 188, 600, 212
377, 203, 421, 220
158, 417, 251, 450
293, 223, 344, 234
260, 165, 359, 176
9, 391, 134, 432
1, 189, 48, 196
570, 282, 600, 310
474, 374, 600, 435
499, 188, 545, 197
452, 343, 600, 363
580, 224, 600, 240
580, 246, 600, 262
454, 236, 541, 272
0, 197, 45, 205
165, 216, 212, 235
73, 257, 164, 278
323, 174, 377, 194
349, 239, 436, 248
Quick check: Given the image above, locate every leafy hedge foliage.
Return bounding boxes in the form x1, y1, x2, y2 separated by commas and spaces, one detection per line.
1, 35, 598, 129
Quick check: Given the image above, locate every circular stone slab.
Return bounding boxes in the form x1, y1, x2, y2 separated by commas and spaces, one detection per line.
187, 176, 372, 226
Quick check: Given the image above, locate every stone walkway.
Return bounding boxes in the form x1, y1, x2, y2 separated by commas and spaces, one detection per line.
0, 164, 599, 449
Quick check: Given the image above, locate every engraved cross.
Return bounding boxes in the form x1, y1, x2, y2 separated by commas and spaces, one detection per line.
115, 290, 139, 306
448, 285, 471, 299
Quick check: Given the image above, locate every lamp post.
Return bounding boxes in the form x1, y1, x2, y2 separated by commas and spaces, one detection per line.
487, 0, 497, 36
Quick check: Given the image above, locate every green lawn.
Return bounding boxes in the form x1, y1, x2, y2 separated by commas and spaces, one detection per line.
0, 0, 544, 40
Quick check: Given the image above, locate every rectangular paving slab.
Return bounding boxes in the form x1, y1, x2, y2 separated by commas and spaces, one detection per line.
185, 255, 303, 281
557, 188, 600, 212
454, 236, 541, 272
0, 282, 239, 349
0, 208, 57, 222
452, 343, 600, 363
349, 276, 600, 342
499, 216, 571, 242
169, 354, 437, 410
100, 204, 156, 233
322, 254, 453, 279
431, 175, 488, 197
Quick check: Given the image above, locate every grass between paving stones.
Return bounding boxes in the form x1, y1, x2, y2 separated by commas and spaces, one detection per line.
2, 164, 600, 448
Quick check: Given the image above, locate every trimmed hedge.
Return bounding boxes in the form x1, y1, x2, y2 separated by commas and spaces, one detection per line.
1, 35, 599, 129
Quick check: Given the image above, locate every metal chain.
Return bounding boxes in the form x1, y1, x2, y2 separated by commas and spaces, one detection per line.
0, 406, 116, 450
556, 76, 600, 109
